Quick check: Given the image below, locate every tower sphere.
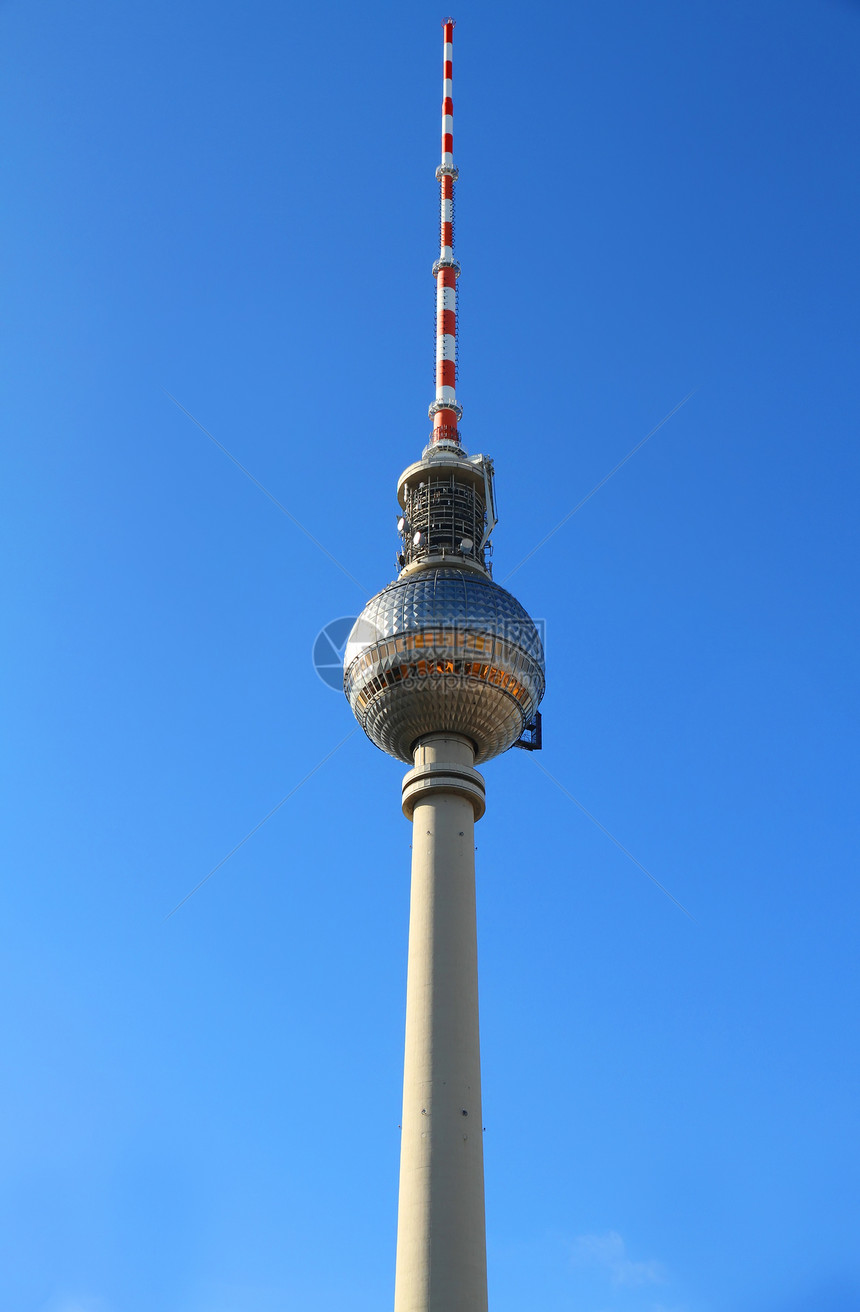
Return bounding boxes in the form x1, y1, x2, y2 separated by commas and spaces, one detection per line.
344, 567, 545, 765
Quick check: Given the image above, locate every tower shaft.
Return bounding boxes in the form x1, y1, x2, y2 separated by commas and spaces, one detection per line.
395, 733, 488, 1312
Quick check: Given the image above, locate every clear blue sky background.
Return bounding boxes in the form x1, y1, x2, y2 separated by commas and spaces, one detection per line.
2, 1, 859, 1310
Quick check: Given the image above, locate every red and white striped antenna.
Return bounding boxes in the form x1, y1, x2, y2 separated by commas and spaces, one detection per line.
429, 18, 462, 447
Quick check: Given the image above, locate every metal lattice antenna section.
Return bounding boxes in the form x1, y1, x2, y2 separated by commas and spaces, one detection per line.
429, 18, 462, 447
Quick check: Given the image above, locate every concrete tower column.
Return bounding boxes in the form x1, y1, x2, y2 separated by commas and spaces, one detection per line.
395, 732, 488, 1312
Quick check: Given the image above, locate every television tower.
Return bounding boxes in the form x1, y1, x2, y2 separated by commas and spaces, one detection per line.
344, 20, 546, 1311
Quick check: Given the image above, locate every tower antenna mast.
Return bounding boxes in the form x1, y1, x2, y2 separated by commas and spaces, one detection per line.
430, 18, 463, 447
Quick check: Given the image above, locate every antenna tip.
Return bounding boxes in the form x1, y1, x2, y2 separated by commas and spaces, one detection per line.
441, 16, 456, 27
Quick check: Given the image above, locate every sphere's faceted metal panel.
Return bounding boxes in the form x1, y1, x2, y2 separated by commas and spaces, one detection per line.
344, 568, 545, 763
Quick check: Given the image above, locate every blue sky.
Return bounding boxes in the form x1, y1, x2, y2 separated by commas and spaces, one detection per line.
2, 1, 859, 1309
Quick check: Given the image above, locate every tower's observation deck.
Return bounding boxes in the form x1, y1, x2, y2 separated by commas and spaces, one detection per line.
344, 562, 544, 765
